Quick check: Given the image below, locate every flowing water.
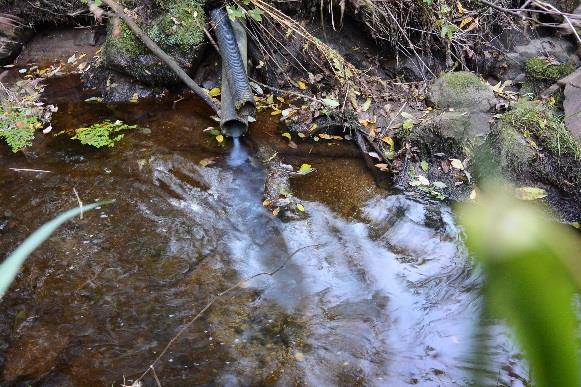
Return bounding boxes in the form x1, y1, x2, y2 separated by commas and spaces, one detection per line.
0, 75, 526, 386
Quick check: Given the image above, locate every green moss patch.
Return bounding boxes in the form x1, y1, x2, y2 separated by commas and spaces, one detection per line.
71, 120, 136, 148
501, 99, 581, 159
148, 0, 205, 53
439, 71, 489, 92
525, 57, 575, 82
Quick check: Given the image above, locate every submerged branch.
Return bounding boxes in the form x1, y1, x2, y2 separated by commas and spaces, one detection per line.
129, 244, 321, 386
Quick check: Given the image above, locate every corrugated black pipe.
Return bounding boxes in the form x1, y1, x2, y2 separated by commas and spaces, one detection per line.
211, 8, 256, 124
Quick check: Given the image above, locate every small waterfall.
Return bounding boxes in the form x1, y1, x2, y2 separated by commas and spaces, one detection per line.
227, 136, 249, 167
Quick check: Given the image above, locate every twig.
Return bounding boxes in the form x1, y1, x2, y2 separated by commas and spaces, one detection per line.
91, 0, 220, 113
249, 78, 320, 103
8, 168, 52, 173
131, 244, 321, 386
72, 187, 83, 220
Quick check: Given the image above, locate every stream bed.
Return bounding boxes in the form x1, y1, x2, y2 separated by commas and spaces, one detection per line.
0, 76, 526, 386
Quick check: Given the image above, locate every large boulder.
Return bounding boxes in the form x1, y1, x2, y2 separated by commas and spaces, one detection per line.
102, 0, 207, 86
429, 71, 495, 113
0, 13, 32, 65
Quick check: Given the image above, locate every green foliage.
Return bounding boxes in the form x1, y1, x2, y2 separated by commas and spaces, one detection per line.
226, 4, 264, 22
0, 203, 106, 299
525, 57, 575, 82
71, 120, 136, 148
106, 20, 143, 57
459, 184, 581, 387
0, 106, 40, 152
501, 98, 581, 159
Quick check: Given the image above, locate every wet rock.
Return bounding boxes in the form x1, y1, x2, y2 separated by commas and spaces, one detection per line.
433, 111, 491, 145
2, 324, 69, 382
102, 0, 207, 86
82, 66, 168, 103
485, 35, 578, 82
429, 71, 495, 113
563, 68, 581, 139
0, 13, 32, 65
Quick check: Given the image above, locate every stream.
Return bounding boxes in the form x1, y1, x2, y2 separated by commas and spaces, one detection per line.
0, 75, 526, 386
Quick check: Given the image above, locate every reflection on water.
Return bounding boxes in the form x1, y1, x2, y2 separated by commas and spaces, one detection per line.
0, 79, 526, 386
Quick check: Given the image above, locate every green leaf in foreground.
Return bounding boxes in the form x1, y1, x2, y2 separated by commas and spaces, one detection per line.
458, 188, 581, 387
0, 202, 110, 298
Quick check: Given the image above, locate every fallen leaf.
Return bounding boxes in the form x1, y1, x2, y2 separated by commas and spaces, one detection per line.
322, 98, 340, 109
199, 158, 215, 167
433, 181, 447, 189
296, 203, 305, 212
297, 80, 307, 90
282, 132, 292, 140
418, 175, 430, 186
514, 187, 547, 201
469, 189, 477, 200
382, 136, 395, 151
298, 163, 314, 174
361, 98, 372, 112
420, 160, 429, 172
375, 163, 390, 172
272, 207, 280, 216
288, 141, 298, 149
208, 87, 221, 97
216, 134, 224, 143
450, 159, 464, 170
368, 152, 381, 160
295, 351, 305, 361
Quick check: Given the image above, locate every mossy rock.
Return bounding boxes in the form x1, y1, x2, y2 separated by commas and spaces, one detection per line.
429, 71, 495, 112
0, 0, 85, 24
525, 57, 575, 82
103, 0, 207, 86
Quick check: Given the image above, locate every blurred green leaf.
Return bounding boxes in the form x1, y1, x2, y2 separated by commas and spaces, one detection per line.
459, 188, 581, 387
0, 202, 109, 299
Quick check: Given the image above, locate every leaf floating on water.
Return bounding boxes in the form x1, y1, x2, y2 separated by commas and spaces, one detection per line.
271, 109, 282, 116
215, 134, 224, 143
272, 207, 280, 216
420, 160, 429, 172
282, 132, 292, 140
208, 87, 221, 97
297, 80, 307, 90
375, 163, 390, 172
469, 188, 477, 200
84, 97, 103, 103
298, 163, 314, 174
515, 187, 547, 201
368, 152, 381, 160
199, 158, 215, 167
450, 158, 464, 170
129, 93, 139, 103
296, 203, 305, 212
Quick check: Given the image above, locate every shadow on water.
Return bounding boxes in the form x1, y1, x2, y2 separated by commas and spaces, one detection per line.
0, 75, 526, 386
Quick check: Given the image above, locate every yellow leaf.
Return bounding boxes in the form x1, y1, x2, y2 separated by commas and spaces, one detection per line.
271, 109, 282, 116
298, 163, 313, 174
262, 199, 271, 207
319, 133, 332, 140
282, 132, 292, 140
216, 134, 224, 143
296, 203, 305, 212
308, 123, 318, 132
129, 93, 139, 103
276, 96, 285, 103
272, 207, 280, 216
266, 94, 274, 104
457, 0, 466, 14
297, 132, 306, 138
297, 80, 307, 90
382, 136, 395, 151
514, 187, 547, 201
208, 87, 221, 97
459, 16, 473, 29
295, 351, 305, 361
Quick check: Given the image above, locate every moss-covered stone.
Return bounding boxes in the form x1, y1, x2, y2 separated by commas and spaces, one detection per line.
102, 0, 207, 85
525, 57, 575, 82
501, 99, 581, 159
429, 71, 495, 112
